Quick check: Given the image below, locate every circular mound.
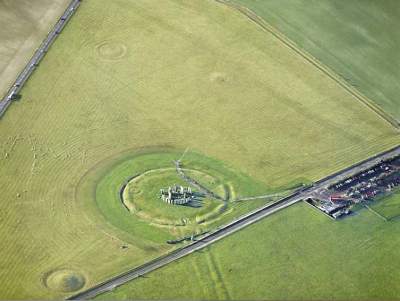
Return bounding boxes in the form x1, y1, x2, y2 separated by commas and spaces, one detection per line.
44, 269, 85, 293
96, 41, 127, 60
122, 168, 226, 226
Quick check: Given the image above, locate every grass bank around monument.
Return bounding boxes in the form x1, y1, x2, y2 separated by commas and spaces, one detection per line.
81, 149, 277, 243
0, 0, 399, 299
98, 201, 400, 300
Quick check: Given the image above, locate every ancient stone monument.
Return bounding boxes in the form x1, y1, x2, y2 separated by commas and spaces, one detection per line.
160, 185, 194, 205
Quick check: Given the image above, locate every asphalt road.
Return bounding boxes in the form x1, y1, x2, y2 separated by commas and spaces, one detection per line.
0, 0, 81, 118
67, 145, 400, 300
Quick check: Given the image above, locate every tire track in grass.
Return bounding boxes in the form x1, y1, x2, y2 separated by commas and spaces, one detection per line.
204, 247, 231, 300
196, 248, 220, 298
191, 253, 215, 298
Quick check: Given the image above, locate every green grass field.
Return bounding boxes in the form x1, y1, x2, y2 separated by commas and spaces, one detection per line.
98, 202, 400, 300
370, 191, 400, 220
232, 0, 400, 121
0, 0, 399, 299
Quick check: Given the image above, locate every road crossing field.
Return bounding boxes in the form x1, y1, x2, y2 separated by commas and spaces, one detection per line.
0, 0, 399, 299
98, 202, 400, 300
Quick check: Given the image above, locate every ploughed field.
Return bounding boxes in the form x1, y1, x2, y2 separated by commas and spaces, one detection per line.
232, 0, 400, 121
0, 0, 70, 99
0, 0, 398, 299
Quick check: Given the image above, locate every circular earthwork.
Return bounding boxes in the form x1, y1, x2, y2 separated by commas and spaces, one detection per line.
75, 148, 266, 244
43, 269, 86, 293
121, 167, 226, 227
96, 41, 127, 61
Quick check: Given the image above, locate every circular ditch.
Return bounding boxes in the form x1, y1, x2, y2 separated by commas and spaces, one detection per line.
44, 269, 86, 293
96, 41, 127, 61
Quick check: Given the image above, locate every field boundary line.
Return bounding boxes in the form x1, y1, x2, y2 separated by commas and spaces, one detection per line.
0, 0, 82, 118
215, 0, 399, 130
302, 199, 335, 220
364, 204, 388, 221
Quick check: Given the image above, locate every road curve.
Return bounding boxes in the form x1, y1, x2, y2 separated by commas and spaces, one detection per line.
67, 144, 400, 300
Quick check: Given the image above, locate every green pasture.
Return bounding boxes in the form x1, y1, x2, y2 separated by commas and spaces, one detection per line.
370, 191, 400, 220
99, 202, 400, 300
232, 0, 400, 120
0, 0, 398, 299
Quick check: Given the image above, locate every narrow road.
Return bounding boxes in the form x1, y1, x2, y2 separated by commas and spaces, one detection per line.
67, 145, 400, 300
0, 0, 81, 118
